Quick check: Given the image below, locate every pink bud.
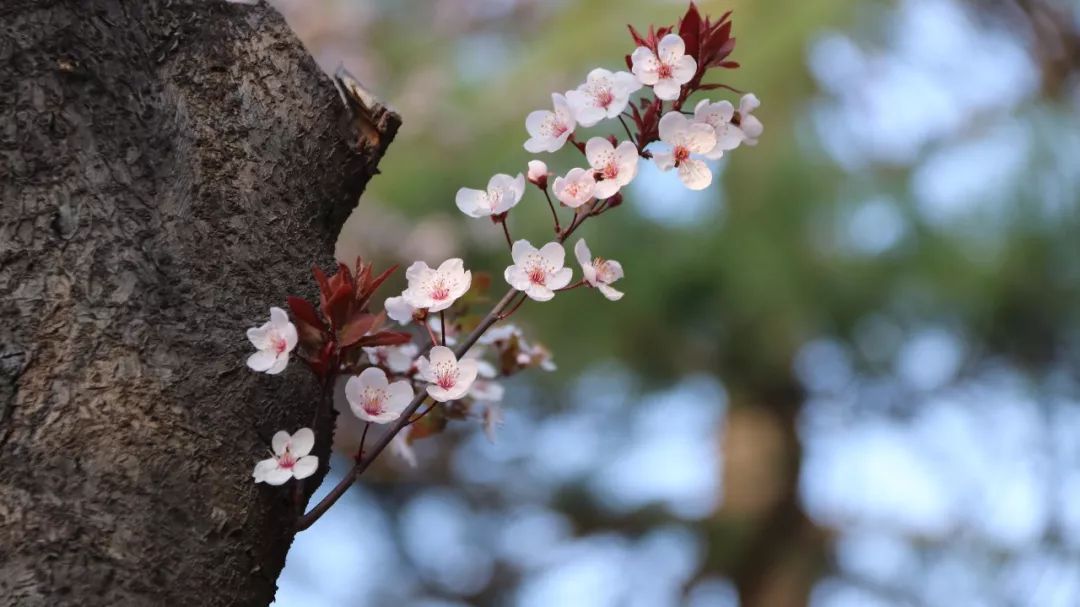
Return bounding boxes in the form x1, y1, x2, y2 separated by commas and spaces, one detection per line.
527, 160, 548, 189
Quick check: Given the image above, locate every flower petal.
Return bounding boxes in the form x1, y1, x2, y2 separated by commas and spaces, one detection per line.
505, 265, 531, 291
290, 427, 315, 457
269, 306, 289, 329
585, 137, 613, 170
525, 285, 555, 302
510, 239, 537, 266
271, 430, 291, 456
253, 457, 278, 483
653, 78, 680, 101
262, 465, 293, 486
247, 325, 270, 350
538, 241, 566, 269
671, 55, 697, 84
455, 187, 490, 217
598, 284, 625, 301
247, 350, 276, 372
657, 34, 685, 63
593, 178, 620, 200
386, 380, 415, 414
266, 354, 289, 375
358, 366, 389, 389
685, 123, 717, 154
548, 267, 573, 291
678, 158, 712, 190
630, 47, 659, 84
427, 345, 456, 368
658, 111, 688, 143
292, 455, 318, 480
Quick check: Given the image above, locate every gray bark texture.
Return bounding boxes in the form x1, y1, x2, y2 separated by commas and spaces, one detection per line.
0, 1, 399, 605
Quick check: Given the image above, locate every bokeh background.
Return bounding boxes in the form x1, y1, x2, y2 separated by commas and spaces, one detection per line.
262, 0, 1080, 605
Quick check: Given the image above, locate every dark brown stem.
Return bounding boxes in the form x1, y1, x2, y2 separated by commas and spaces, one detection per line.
555, 279, 587, 292
440, 310, 447, 346
406, 399, 437, 425
617, 115, 635, 141
542, 188, 562, 233
501, 219, 513, 248
497, 292, 528, 320
358, 422, 370, 459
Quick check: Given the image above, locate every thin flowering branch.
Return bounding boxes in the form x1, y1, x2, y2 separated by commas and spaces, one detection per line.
246, 1, 764, 535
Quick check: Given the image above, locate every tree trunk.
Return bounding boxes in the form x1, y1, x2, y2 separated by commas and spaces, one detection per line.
0, 1, 399, 605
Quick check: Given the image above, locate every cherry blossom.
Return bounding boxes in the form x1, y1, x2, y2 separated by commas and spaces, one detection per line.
363, 343, 419, 374
455, 173, 526, 218
401, 258, 472, 313
246, 307, 298, 375
552, 168, 596, 208
574, 239, 625, 301
736, 93, 763, 145
504, 240, 573, 301
565, 68, 642, 127
345, 367, 414, 424
384, 295, 418, 325
585, 138, 639, 199
631, 34, 697, 101
693, 99, 745, 159
253, 428, 318, 485
416, 345, 479, 402
651, 111, 717, 190
524, 93, 576, 153
527, 160, 548, 188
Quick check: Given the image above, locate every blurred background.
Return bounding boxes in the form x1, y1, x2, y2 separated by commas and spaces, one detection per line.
263, 0, 1080, 605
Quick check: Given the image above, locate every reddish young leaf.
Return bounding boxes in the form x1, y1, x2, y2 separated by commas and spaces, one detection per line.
627, 23, 647, 47
679, 2, 702, 60
312, 266, 331, 304
338, 313, 379, 348
357, 263, 398, 309
287, 295, 326, 333
361, 330, 413, 348
324, 282, 353, 329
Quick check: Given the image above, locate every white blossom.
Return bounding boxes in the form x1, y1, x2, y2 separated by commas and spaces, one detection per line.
574, 239, 625, 301
384, 295, 418, 325
401, 258, 472, 313
651, 111, 717, 190
552, 168, 595, 209
504, 240, 573, 302
363, 343, 419, 374
631, 34, 697, 101
527, 160, 548, 186
345, 367, 415, 424
455, 173, 526, 218
565, 68, 642, 127
585, 138, 639, 199
246, 307, 298, 375
416, 345, 478, 402
736, 93, 763, 145
693, 99, 745, 159
253, 428, 317, 485
524, 93, 576, 153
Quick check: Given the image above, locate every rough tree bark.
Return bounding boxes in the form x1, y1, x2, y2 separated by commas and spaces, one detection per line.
0, 1, 399, 605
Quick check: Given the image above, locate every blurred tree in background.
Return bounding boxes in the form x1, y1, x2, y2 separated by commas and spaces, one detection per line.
271, 0, 1080, 605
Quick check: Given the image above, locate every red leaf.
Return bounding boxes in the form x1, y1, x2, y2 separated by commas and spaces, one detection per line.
360, 331, 413, 348
679, 2, 702, 60
338, 313, 378, 348
324, 282, 353, 329
287, 296, 326, 333
624, 53, 633, 71
627, 24, 647, 47
312, 266, 331, 303
718, 60, 740, 69
359, 264, 398, 308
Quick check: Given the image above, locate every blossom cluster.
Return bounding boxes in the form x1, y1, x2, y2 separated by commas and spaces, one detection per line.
240, 3, 762, 529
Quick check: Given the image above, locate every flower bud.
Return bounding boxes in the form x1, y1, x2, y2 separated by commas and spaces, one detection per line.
527, 160, 549, 189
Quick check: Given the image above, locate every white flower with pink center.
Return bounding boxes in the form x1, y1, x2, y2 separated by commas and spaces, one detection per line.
504, 240, 573, 302
574, 239, 625, 301
693, 99, 745, 159
630, 34, 697, 101
736, 93, 763, 145
363, 343, 419, 374
565, 68, 642, 127
416, 345, 478, 402
552, 167, 596, 209
401, 258, 472, 313
651, 111, 717, 190
585, 138, 639, 199
455, 173, 526, 218
384, 295, 418, 325
524, 93, 576, 153
252, 428, 318, 485
246, 306, 298, 375
345, 367, 414, 424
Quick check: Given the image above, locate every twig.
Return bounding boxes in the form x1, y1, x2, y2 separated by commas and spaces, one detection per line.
358, 422, 370, 459
440, 310, 446, 346
297, 186, 600, 531
406, 399, 437, 425
500, 219, 513, 248
542, 189, 561, 233
617, 115, 634, 141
